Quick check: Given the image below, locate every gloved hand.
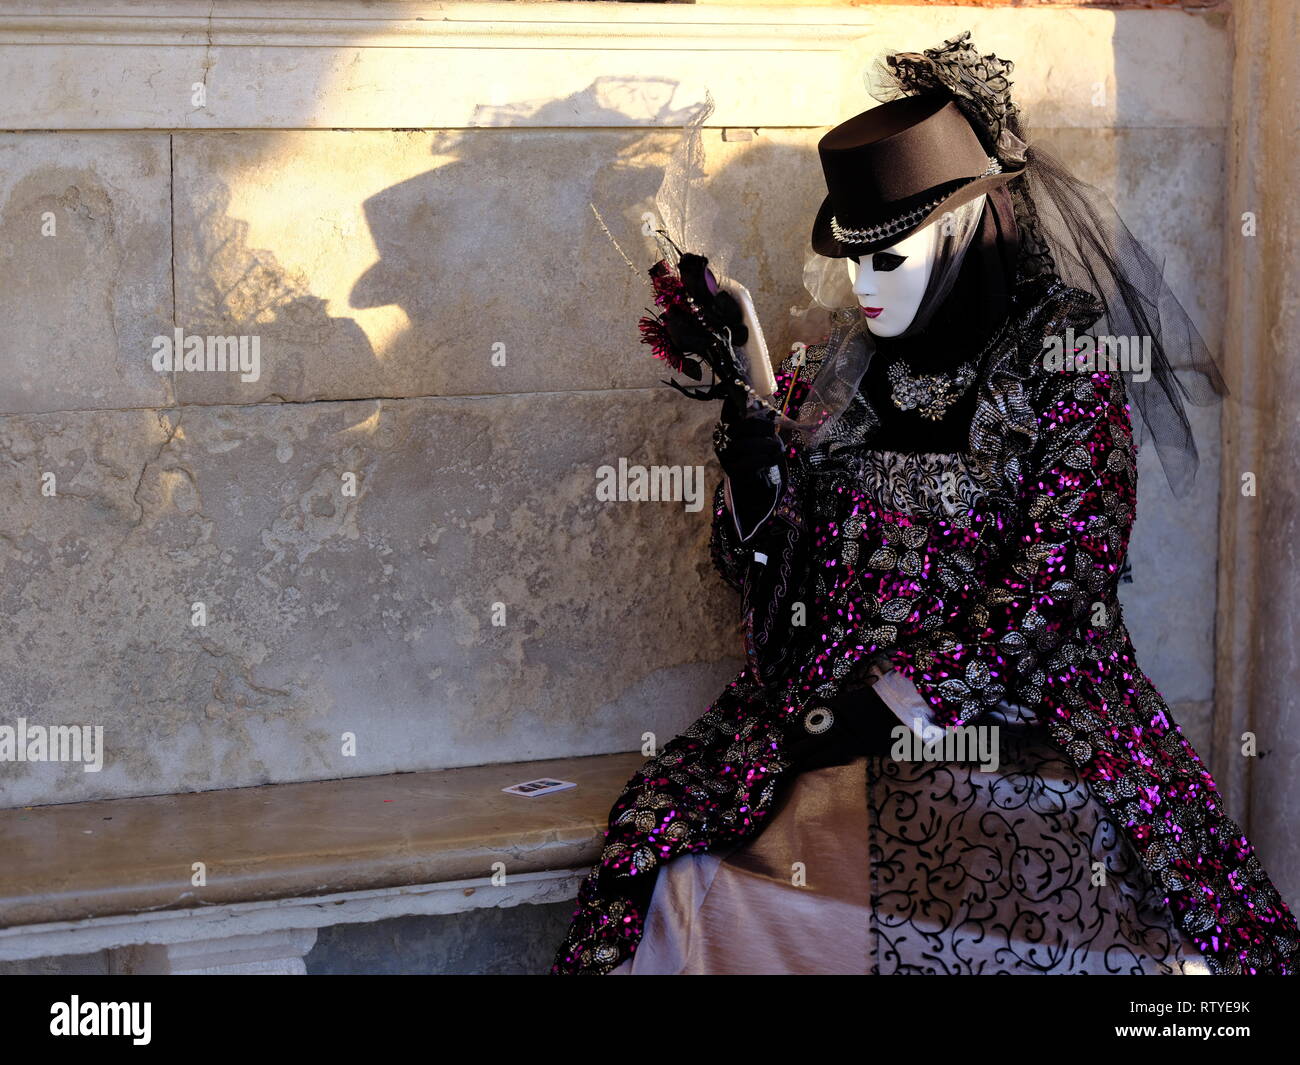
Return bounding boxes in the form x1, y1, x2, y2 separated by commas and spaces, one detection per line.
713, 393, 784, 542
786, 680, 902, 771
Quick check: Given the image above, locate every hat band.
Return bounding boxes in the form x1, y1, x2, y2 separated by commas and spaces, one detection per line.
829, 155, 1002, 246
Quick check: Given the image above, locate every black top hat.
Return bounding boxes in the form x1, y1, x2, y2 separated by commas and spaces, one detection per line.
810, 94, 1026, 258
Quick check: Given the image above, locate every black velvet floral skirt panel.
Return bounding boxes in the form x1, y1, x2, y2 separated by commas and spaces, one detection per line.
612, 723, 1207, 975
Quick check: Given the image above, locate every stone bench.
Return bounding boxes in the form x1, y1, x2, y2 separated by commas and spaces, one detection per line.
0, 752, 644, 974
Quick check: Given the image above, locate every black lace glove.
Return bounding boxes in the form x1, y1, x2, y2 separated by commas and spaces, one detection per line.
712, 394, 784, 542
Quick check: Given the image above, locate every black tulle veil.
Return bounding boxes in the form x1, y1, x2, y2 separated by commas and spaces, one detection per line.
859, 33, 1229, 497
634, 32, 1228, 497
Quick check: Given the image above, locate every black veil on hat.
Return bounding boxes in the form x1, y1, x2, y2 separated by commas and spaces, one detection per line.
796, 31, 1229, 497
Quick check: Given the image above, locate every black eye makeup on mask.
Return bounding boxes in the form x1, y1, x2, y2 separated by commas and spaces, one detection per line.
871, 251, 907, 272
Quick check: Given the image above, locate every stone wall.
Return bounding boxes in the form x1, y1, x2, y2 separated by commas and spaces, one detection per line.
0, 2, 1231, 808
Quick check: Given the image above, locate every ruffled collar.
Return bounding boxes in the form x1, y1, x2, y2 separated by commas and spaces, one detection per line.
965, 270, 1104, 500
793, 271, 1103, 508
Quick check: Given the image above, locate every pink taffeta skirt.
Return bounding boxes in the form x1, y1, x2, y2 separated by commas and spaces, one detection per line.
611, 720, 1209, 976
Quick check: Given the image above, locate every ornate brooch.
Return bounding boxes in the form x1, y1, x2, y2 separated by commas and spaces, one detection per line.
886, 357, 978, 421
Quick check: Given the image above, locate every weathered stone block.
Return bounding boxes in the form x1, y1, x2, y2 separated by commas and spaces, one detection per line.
0, 390, 741, 807
0, 134, 173, 415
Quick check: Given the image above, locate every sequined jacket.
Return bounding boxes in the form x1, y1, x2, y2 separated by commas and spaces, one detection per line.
552, 271, 1299, 975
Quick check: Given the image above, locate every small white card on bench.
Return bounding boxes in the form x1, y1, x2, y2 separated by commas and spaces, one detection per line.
503, 778, 577, 797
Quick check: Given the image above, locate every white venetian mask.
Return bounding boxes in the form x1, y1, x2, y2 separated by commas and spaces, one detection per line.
845, 220, 940, 338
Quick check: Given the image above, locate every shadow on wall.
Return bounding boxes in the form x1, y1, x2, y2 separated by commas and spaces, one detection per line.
348, 76, 829, 396
173, 180, 377, 404
159, 75, 832, 406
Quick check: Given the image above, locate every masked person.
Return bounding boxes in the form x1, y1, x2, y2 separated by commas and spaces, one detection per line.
552, 33, 1299, 976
